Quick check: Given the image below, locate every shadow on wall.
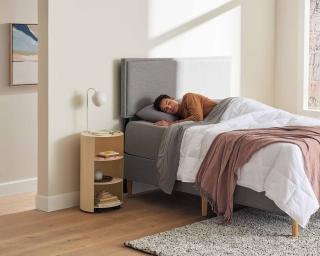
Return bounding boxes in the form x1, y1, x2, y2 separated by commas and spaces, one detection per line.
112, 59, 121, 131
112, 0, 242, 122
71, 91, 84, 132
146, 0, 241, 51
0, 23, 38, 95
53, 133, 81, 193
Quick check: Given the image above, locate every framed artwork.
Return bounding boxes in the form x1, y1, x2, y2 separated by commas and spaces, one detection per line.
10, 23, 38, 86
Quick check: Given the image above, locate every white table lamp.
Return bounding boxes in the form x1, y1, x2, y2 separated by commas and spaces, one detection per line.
86, 88, 107, 131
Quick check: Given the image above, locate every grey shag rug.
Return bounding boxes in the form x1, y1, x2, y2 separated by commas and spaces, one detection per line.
125, 208, 320, 255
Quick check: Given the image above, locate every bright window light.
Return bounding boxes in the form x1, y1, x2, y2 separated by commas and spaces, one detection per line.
308, 0, 320, 110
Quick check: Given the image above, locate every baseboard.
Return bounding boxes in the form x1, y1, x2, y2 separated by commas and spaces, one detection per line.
0, 177, 37, 196
36, 191, 80, 212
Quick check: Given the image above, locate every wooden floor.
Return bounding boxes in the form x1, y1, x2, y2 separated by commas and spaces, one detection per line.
0, 191, 205, 256
0, 193, 35, 217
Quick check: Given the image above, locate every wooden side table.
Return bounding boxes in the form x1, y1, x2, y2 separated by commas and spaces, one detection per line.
80, 131, 124, 212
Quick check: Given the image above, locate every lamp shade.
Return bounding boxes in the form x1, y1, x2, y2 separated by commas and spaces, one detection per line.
92, 91, 107, 107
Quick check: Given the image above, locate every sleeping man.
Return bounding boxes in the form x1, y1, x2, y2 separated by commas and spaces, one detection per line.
153, 92, 218, 126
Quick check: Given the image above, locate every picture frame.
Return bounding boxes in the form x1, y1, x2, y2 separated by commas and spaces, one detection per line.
10, 23, 38, 86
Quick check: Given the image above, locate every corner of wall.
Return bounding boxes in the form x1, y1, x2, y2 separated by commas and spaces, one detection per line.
273, 0, 279, 108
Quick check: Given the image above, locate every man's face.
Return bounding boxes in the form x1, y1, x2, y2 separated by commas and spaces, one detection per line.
160, 98, 179, 114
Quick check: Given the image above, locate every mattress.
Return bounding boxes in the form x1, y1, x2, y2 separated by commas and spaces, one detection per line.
125, 121, 166, 160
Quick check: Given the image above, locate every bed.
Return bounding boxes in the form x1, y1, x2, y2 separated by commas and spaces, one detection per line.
120, 58, 320, 237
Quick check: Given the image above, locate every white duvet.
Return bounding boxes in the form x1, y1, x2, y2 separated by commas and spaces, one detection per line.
177, 98, 320, 227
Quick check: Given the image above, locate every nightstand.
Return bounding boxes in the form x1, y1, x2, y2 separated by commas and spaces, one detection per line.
80, 131, 124, 212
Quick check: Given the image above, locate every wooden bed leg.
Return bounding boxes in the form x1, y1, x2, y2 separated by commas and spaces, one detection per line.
292, 219, 299, 237
201, 196, 208, 217
127, 180, 133, 197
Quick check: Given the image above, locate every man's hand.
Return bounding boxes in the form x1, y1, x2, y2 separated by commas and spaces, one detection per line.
155, 120, 171, 127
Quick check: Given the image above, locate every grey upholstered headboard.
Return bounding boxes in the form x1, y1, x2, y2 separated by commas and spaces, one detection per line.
121, 57, 232, 118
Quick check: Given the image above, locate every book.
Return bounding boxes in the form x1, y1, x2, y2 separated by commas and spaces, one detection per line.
95, 197, 118, 204
95, 200, 121, 208
94, 190, 121, 208
89, 130, 122, 136
95, 191, 119, 201
95, 195, 118, 202
96, 191, 112, 198
96, 150, 120, 158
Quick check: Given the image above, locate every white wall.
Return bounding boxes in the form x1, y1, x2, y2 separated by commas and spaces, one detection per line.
274, 0, 299, 113
38, 0, 276, 210
38, 0, 49, 198
241, 0, 275, 105
0, 0, 38, 196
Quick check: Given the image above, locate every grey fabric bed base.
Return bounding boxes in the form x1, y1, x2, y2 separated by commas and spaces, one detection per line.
121, 58, 284, 217
124, 153, 283, 215
125, 121, 165, 160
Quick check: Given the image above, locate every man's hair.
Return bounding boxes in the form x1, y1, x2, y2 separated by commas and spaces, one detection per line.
153, 94, 171, 111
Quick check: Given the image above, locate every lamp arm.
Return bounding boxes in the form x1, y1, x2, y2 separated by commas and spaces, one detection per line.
86, 88, 96, 131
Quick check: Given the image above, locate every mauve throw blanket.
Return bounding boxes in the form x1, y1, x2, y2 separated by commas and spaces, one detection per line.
196, 126, 320, 220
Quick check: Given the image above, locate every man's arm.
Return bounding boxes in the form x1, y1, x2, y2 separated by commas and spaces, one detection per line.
179, 93, 203, 122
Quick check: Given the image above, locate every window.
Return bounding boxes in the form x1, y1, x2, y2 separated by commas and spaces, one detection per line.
308, 0, 320, 110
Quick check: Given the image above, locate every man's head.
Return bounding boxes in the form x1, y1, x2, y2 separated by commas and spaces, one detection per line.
153, 94, 179, 114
